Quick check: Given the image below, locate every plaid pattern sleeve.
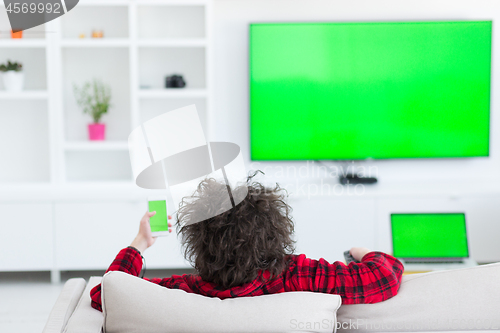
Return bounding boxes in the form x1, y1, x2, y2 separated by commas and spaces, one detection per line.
90, 247, 144, 311
284, 252, 404, 304
90, 248, 403, 311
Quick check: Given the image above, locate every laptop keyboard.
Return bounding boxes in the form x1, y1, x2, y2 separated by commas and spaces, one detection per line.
405, 260, 464, 264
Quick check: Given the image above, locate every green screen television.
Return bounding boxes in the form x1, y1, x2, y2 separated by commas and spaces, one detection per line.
249, 21, 492, 160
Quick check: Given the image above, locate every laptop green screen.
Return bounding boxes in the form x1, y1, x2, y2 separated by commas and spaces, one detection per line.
391, 213, 469, 258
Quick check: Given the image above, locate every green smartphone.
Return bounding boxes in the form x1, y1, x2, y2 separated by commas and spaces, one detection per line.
148, 196, 169, 236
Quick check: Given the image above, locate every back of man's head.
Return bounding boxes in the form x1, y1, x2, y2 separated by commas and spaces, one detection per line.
176, 171, 296, 289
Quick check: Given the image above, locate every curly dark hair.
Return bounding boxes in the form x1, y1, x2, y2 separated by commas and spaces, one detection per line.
176, 171, 295, 289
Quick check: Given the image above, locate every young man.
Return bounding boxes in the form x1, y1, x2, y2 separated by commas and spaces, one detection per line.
91, 175, 403, 311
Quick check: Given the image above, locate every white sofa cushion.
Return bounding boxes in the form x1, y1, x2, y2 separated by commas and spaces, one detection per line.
101, 271, 342, 333
42, 278, 87, 333
64, 276, 104, 333
337, 262, 500, 332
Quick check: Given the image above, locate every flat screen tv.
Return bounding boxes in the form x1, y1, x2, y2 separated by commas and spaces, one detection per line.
249, 21, 492, 160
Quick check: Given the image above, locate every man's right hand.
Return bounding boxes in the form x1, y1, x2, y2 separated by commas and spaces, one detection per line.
350, 247, 372, 262
130, 211, 172, 254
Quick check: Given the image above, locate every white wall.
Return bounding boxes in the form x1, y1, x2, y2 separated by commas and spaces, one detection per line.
212, 0, 500, 185
212, 0, 500, 262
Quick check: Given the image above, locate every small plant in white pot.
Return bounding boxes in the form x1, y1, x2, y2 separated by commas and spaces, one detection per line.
0, 60, 24, 92
73, 79, 111, 141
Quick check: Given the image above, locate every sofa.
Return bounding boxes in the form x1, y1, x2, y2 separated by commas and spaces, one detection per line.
43, 262, 500, 333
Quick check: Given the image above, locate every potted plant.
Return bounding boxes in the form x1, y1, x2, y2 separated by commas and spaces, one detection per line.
73, 79, 111, 141
0, 60, 24, 92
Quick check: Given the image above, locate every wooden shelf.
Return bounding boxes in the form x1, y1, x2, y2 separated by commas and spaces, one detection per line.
138, 88, 207, 98
0, 91, 48, 100
63, 141, 129, 151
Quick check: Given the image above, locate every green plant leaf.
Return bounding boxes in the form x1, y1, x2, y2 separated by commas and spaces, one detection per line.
73, 78, 112, 123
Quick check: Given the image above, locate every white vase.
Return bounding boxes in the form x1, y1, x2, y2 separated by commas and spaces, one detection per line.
2, 71, 24, 92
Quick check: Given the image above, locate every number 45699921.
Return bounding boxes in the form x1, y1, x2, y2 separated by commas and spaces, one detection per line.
6, 2, 62, 14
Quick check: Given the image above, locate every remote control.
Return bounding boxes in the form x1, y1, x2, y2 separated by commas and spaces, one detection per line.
344, 250, 360, 264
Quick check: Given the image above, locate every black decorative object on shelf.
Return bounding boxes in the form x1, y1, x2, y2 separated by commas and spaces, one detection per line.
339, 174, 378, 185
165, 75, 186, 88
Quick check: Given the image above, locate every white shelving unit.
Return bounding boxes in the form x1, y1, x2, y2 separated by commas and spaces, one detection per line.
0, 40, 48, 47
0, 0, 212, 186
0, 90, 48, 99
60, 39, 131, 47
0, 0, 212, 280
138, 88, 208, 98
137, 39, 207, 47
63, 141, 129, 151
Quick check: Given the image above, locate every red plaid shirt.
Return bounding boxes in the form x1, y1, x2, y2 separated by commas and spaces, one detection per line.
90, 247, 403, 311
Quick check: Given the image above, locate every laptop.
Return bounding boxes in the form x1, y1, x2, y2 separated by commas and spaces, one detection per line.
390, 213, 477, 271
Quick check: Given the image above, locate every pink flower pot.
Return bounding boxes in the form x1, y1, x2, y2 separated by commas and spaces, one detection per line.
88, 123, 105, 141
